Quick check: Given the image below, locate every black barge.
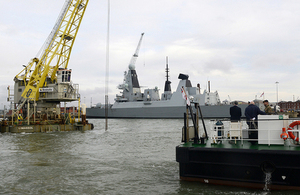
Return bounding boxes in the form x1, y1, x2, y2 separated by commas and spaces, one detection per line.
176, 102, 300, 190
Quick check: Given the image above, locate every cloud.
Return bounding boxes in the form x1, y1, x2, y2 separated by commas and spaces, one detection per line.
204, 58, 233, 74
252, 53, 298, 69
1, 0, 300, 109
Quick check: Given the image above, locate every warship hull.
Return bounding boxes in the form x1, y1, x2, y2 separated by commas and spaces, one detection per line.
86, 104, 248, 119
176, 145, 300, 190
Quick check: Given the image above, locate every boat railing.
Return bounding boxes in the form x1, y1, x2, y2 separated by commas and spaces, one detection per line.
182, 102, 300, 146
184, 117, 300, 146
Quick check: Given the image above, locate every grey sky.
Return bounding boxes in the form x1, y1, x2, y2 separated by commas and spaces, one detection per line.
0, 0, 300, 108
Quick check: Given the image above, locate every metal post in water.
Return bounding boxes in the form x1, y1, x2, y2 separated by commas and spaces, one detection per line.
105, 95, 108, 131
104, 0, 110, 131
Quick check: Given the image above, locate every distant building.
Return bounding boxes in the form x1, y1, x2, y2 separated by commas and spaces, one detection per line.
278, 101, 300, 112
222, 100, 248, 105
60, 107, 78, 114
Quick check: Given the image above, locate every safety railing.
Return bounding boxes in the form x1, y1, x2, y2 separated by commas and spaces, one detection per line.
184, 118, 300, 146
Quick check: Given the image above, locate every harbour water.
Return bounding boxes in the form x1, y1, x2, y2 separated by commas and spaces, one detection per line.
0, 119, 298, 195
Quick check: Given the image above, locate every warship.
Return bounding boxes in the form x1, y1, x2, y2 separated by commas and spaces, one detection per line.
86, 33, 247, 119
86, 63, 248, 119
176, 99, 300, 190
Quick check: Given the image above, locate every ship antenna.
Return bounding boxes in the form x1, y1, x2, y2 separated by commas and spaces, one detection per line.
166, 56, 169, 82
164, 56, 171, 92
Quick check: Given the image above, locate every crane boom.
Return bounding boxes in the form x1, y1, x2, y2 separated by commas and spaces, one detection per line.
43, 0, 72, 55
128, 33, 144, 69
15, 0, 89, 102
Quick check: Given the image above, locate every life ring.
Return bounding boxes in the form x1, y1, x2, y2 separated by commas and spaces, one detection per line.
287, 121, 300, 141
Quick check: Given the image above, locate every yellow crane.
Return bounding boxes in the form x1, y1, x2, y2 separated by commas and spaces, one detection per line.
15, 0, 88, 101
12, 0, 89, 122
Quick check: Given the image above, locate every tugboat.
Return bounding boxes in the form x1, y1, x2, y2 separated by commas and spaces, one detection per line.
176, 95, 300, 190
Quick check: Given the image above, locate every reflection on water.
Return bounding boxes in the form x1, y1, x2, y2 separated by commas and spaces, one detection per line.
0, 119, 299, 194
263, 173, 272, 191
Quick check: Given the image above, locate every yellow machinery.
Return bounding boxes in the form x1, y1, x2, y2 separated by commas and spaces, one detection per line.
10, 0, 89, 125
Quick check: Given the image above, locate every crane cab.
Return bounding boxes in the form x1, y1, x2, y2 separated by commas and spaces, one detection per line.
57, 69, 72, 83
38, 68, 78, 102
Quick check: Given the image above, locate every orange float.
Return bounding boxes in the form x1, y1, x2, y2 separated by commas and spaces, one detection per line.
280, 128, 289, 140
